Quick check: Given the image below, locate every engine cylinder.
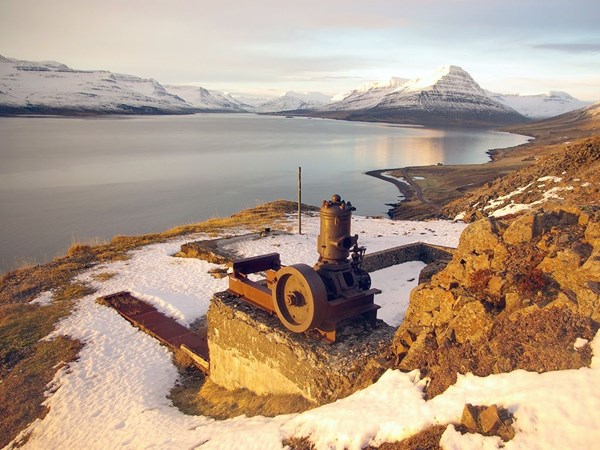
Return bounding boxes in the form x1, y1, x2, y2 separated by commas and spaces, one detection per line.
316, 194, 357, 266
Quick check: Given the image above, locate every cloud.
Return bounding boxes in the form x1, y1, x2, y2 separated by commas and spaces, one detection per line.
534, 43, 600, 53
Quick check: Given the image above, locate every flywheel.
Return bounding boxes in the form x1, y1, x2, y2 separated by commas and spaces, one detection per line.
272, 264, 328, 333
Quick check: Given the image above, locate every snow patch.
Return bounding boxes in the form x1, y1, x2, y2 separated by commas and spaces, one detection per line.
30, 290, 54, 306
537, 176, 562, 183
453, 211, 466, 222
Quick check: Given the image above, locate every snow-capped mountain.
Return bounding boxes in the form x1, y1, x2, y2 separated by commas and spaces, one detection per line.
326, 77, 409, 110
255, 91, 332, 113
164, 85, 248, 112
0, 55, 250, 115
0, 55, 195, 115
317, 65, 527, 127
488, 91, 590, 119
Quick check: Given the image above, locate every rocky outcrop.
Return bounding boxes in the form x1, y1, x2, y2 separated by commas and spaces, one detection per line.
393, 205, 599, 397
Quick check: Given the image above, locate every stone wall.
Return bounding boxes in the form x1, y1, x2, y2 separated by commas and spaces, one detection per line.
362, 242, 454, 273
207, 291, 394, 404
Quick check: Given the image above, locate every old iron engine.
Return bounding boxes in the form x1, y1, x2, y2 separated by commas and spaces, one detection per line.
227, 194, 380, 342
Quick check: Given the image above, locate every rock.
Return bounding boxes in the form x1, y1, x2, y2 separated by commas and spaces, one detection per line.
402, 286, 455, 332
460, 403, 479, 433
448, 301, 492, 344
544, 291, 578, 313
503, 214, 537, 245
419, 259, 451, 284
479, 405, 502, 434
460, 404, 515, 442
487, 275, 505, 297
456, 218, 502, 255
398, 331, 437, 372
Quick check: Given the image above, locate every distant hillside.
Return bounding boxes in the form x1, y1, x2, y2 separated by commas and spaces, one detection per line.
503, 102, 600, 141
164, 85, 248, 112
444, 136, 600, 220
488, 91, 590, 119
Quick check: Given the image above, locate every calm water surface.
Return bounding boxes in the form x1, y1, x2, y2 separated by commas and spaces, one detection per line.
0, 114, 528, 271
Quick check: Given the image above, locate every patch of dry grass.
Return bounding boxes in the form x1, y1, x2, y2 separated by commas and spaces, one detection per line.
0, 282, 92, 448
91, 271, 118, 282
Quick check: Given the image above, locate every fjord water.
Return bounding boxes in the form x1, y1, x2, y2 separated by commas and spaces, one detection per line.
0, 114, 528, 272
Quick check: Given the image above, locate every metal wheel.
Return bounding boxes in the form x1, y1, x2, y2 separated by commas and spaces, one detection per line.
272, 264, 327, 333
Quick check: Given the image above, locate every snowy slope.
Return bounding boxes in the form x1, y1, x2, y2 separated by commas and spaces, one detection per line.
10, 214, 600, 450
325, 77, 409, 110
164, 85, 248, 112
489, 90, 590, 119
0, 55, 195, 115
229, 94, 272, 108
255, 91, 332, 112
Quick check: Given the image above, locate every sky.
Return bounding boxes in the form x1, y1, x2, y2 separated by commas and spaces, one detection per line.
1, 0, 599, 101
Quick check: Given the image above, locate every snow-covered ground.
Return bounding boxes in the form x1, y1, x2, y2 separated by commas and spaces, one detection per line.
11, 215, 600, 449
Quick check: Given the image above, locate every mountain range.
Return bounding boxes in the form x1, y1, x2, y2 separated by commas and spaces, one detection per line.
0, 55, 591, 126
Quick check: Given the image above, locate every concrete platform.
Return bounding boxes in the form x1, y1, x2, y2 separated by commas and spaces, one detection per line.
207, 291, 395, 404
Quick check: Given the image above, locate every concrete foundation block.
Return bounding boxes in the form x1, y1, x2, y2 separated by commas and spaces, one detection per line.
207, 291, 395, 404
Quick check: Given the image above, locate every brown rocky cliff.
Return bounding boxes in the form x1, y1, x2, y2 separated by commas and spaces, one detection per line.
393, 205, 600, 398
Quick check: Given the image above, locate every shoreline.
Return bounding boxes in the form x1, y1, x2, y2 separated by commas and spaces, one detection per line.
365, 128, 546, 220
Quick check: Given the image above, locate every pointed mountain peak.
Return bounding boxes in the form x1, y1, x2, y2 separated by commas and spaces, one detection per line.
441, 64, 468, 74
398, 64, 484, 95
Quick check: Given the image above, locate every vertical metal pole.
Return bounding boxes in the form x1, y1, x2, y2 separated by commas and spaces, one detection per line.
298, 166, 302, 235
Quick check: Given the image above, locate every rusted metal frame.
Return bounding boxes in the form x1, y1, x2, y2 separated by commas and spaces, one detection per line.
98, 292, 210, 374
316, 303, 379, 343
227, 273, 276, 313
232, 252, 281, 275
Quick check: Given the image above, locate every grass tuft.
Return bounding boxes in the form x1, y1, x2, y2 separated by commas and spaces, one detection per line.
91, 271, 118, 282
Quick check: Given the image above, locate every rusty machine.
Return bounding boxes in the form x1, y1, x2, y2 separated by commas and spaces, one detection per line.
227, 194, 381, 342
